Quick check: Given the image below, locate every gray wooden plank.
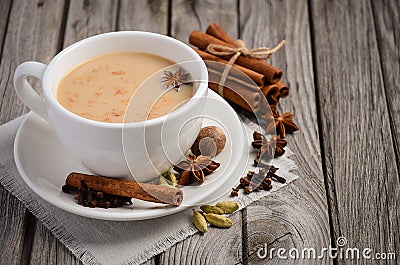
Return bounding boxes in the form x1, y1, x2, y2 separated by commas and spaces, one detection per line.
0, 0, 12, 58
29, 222, 57, 265
0, 5, 18, 265
0, 0, 66, 124
310, 0, 400, 263
0, 187, 28, 265
160, 0, 242, 264
0, 0, 66, 264
240, 0, 332, 264
29, 221, 81, 265
371, 1, 400, 170
63, 0, 118, 47
118, 0, 168, 34
171, 0, 238, 42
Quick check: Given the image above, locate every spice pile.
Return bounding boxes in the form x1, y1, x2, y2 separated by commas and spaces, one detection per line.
62, 172, 183, 208
62, 181, 132, 208
193, 201, 239, 233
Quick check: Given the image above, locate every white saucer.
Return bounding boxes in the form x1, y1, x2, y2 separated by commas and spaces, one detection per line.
14, 91, 247, 221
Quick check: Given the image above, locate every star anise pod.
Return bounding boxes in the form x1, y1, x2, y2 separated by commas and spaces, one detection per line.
161, 68, 192, 92
264, 110, 299, 138
252, 131, 287, 162
173, 155, 220, 185
231, 165, 285, 196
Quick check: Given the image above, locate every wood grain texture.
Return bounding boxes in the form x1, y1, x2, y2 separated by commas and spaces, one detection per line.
170, 0, 238, 42
240, 0, 331, 264
118, 0, 168, 34
0, 187, 29, 264
63, 0, 118, 47
0, 0, 66, 124
29, 221, 57, 265
0, 5, 19, 265
0, 0, 12, 58
371, 0, 400, 171
310, 0, 400, 263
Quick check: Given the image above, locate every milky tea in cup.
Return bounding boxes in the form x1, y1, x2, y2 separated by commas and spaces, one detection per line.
14, 31, 208, 179
57, 51, 194, 123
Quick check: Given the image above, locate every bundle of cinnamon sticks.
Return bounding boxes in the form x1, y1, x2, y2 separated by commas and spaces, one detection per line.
189, 23, 289, 113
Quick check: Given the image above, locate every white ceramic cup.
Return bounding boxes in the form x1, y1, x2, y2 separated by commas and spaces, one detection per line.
14, 31, 208, 181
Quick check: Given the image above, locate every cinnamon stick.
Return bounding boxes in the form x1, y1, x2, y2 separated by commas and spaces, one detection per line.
206, 23, 237, 46
194, 48, 265, 86
261, 84, 279, 100
269, 102, 277, 111
277, 81, 289, 98
208, 68, 267, 113
208, 82, 259, 113
261, 83, 280, 105
189, 31, 282, 84
66, 172, 183, 206
208, 67, 260, 92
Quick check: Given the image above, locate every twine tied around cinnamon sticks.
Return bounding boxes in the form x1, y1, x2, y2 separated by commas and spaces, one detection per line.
206, 39, 286, 97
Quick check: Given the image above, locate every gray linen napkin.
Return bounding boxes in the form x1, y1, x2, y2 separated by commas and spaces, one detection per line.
0, 114, 298, 265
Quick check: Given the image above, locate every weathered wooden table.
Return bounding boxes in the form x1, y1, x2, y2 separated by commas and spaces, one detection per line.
0, 0, 398, 264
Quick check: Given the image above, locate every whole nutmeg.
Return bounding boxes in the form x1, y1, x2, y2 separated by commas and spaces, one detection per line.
191, 126, 226, 157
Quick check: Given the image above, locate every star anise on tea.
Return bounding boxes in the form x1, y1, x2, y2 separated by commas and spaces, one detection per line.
161, 68, 192, 91
173, 155, 220, 185
252, 131, 287, 162
264, 110, 299, 138
231, 165, 286, 196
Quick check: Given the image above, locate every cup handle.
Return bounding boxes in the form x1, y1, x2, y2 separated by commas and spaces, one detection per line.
14, 61, 49, 121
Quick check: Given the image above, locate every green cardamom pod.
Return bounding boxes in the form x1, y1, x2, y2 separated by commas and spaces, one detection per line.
193, 209, 208, 233
164, 171, 178, 184
204, 213, 233, 228
158, 176, 170, 186
215, 201, 240, 214
159, 172, 178, 187
200, 205, 225, 214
